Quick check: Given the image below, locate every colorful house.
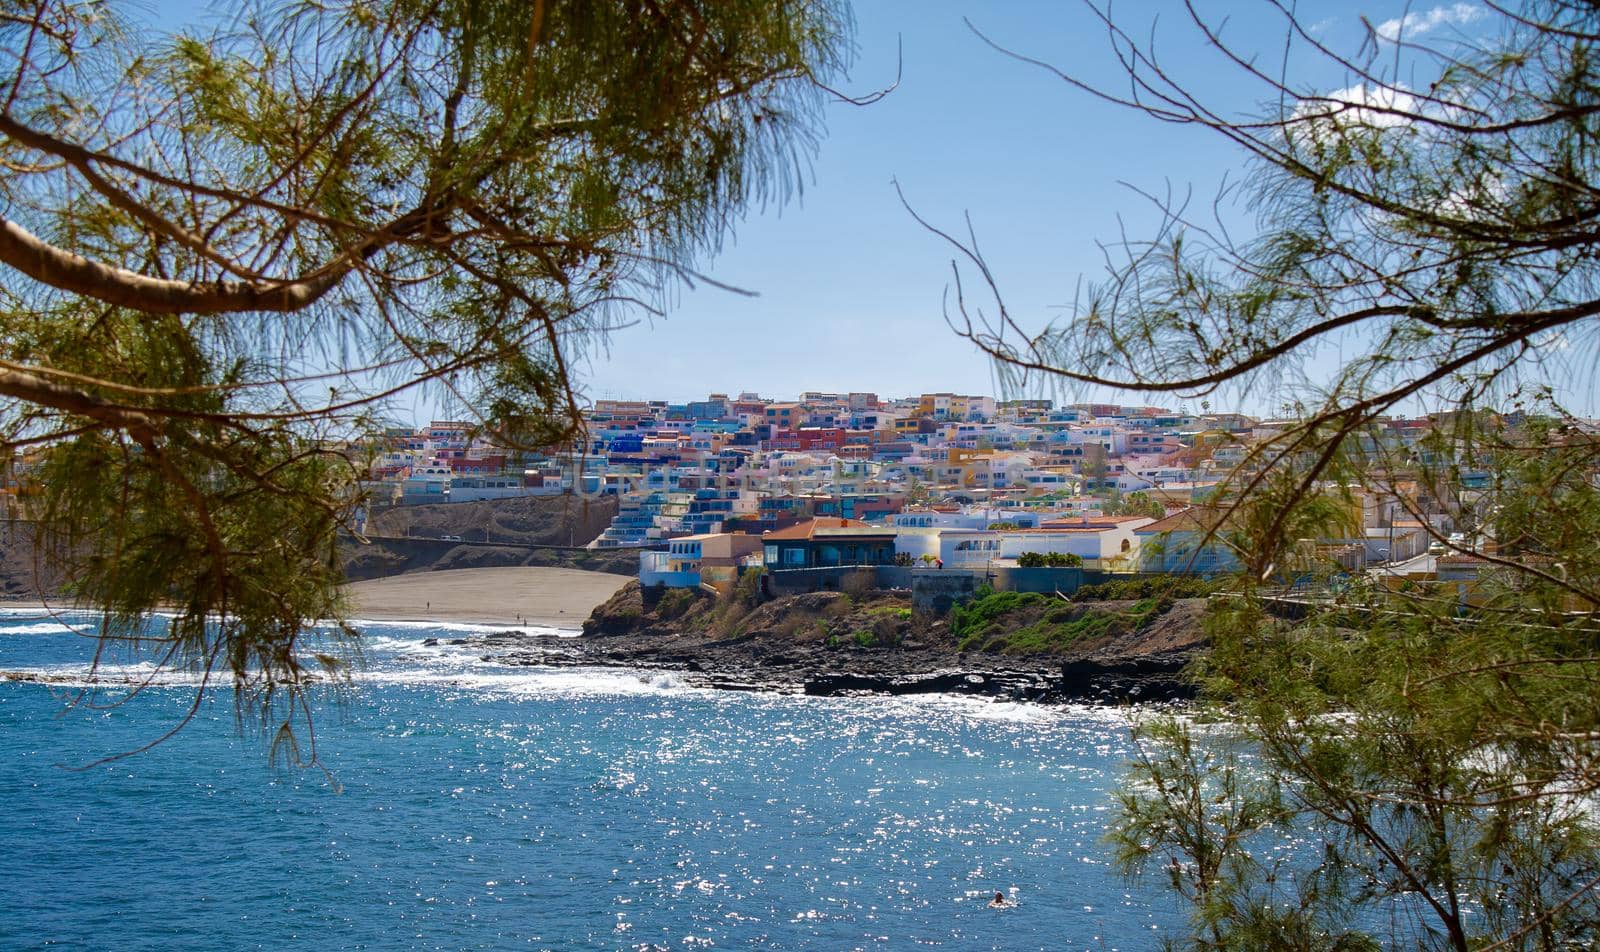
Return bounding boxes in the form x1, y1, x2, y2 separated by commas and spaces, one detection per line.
639, 532, 764, 591
762, 518, 898, 569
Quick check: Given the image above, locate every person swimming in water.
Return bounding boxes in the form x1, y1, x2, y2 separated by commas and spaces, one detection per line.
988, 891, 1010, 908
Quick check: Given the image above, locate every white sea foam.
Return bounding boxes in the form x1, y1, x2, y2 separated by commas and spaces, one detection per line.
796, 690, 1135, 728
359, 634, 485, 657
0, 605, 580, 638
357, 664, 704, 698
347, 618, 579, 637
1, 660, 210, 689
0, 621, 90, 635
0, 605, 98, 617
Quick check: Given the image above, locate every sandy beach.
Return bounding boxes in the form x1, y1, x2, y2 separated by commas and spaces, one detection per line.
343, 566, 631, 629
0, 566, 631, 631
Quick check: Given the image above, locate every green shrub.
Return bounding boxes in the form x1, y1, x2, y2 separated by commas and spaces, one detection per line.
949, 587, 1049, 642
655, 587, 698, 620
994, 613, 1116, 654
949, 584, 1173, 653
1019, 551, 1083, 568
730, 566, 765, 608
1073, 575, 1222, 600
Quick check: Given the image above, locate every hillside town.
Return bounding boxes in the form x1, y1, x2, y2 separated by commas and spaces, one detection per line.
287, 390, 1568, 597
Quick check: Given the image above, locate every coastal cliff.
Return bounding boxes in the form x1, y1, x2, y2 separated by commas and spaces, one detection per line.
497, 581, 1212, 704
1, 496, 631, 598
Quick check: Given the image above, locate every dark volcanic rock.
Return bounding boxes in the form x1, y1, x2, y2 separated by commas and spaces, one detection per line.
484, 581, 1209, 706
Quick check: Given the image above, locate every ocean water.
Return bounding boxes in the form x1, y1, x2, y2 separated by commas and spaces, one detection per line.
0, 608, 1182, 951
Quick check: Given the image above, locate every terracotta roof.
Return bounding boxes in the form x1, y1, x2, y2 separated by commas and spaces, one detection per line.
1038, 516, 1153, 529
762, 517, 874, 541
1135, 506, 1229, 535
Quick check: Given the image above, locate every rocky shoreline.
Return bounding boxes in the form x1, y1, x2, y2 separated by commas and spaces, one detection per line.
470, 581, 1211, 705
478, 633, 1198, 703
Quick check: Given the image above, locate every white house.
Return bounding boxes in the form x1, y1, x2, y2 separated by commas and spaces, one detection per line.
998, 516, 1156, 563
893, 527, 1003, 566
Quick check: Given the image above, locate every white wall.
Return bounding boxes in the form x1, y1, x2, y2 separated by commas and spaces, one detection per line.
998, 532, 1100, 561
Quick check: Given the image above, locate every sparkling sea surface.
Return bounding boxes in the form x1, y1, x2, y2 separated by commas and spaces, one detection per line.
0, 608, 1183, 950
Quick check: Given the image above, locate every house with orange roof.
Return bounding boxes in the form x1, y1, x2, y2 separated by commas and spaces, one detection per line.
761, 518, 898, 570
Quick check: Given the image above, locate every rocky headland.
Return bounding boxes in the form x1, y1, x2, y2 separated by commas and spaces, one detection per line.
489, 580, 1213, 704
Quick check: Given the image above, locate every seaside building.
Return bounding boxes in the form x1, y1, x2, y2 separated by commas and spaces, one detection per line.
341, 388, 1475, 587
761, 518, 898, 570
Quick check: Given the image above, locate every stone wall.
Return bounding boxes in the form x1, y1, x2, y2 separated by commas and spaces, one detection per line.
765, 566, 912, 597
909, 570, 978, 616
991, 566, 1084, 594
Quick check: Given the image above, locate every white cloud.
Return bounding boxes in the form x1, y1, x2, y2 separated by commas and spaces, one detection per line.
1374, 3, 1485, 43
1301, 82, 1419, 128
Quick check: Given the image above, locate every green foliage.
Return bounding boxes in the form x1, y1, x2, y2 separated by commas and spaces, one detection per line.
1075, 576, 1220, 601
31, 312, 358, 745
730, 566, 766, 610
1106, 718, 1375, 951
1106, 491, 1166, 520
851, 629, 876, 648
978, 612, 1114, 654
987, 521, 1021, 530
949, 586, 1043, 639
0, 0, 852, 760
936, 2, 1600, 944
950, 586, 1168, 653
1132, 592, 1600, 948
1017, 550, 1084, 568
653, 587, 698, 621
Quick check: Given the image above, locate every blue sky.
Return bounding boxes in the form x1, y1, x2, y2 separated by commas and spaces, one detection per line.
576, 0, 1401, 409
142, 2, 1579, 417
